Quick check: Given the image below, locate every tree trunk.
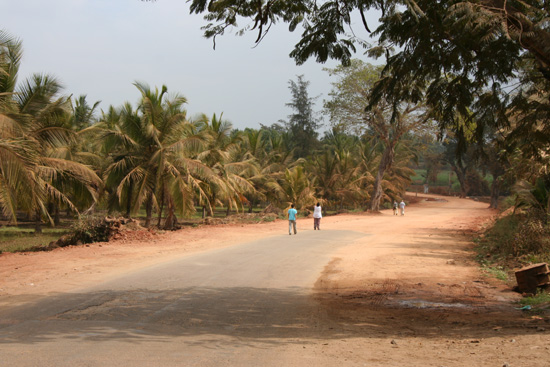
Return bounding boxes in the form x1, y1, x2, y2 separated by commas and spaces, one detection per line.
368, 144, 395, 212
47, 202, 54, 219
452, 164, 468, 198
208, 193, 215, 217
145, 195, 153, 227
226, 202, 231, 217
489, 175, 501, 209
34, 210, 42, 234
54, 204, 60, 226
157, 189, 165, 227
125, 179, 133, 218
163, 198, 177, 230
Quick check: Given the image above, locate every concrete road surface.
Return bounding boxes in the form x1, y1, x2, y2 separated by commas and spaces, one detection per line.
0, 229, 365, 367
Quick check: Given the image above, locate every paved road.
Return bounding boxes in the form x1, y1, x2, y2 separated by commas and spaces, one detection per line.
0, 229, 365, 367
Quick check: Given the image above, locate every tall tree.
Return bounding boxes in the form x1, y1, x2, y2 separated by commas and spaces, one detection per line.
324, 60, 429, 211
308, 132, 371, 211
71, 95, 100, 131
96, 83, 212, 228
185, 0, 550, 174
280, 75, 321, 159
0, 30, 101, 229
195, 113, 256, 217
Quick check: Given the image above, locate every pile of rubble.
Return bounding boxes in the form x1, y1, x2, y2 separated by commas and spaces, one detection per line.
30, 217, 152, 252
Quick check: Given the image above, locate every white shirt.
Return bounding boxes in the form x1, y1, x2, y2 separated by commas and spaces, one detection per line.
399, 201, 406, 208
313, 205, 322, 218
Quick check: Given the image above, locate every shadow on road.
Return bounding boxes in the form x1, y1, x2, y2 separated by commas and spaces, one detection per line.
0, 285, 542, 346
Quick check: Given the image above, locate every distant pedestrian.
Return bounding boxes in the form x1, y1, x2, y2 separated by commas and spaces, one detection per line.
313, 202, 322, 230
288, 204, 298, 235
393, 201, 398, 216
399, 200, 406, 216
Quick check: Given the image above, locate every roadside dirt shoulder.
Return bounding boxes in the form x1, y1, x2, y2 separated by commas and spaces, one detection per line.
308, 195, 550, 367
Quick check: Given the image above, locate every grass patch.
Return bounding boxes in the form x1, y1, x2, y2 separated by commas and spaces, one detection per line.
520, 290, 550, 306
411, 169, 426, 184
0, 228, 69, 253
481, 264, 509, 281
518, 290, 550, 314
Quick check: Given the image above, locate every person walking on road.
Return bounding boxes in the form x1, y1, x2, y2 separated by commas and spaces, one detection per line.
399, 200, 406, 216
288, 204, 298, 235
313, 202, 322, 230
393, 201, 398, 216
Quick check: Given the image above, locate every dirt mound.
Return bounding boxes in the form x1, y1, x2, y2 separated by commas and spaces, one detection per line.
28, 217, 154, 252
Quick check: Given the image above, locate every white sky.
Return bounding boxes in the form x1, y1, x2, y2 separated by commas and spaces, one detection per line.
1, 0, 379, 131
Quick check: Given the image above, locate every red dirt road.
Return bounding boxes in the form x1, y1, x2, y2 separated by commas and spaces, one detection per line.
1, 194, 549, 366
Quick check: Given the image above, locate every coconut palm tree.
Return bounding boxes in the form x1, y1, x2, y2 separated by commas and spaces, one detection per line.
232, 128, 283, 213
309, 131, 373, 212
195, 113, 257, 217
278, 165, 316, 210
0, 31, 101, 230
96, 83, 214, 228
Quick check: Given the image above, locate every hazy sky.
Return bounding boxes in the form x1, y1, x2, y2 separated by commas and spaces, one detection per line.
2, 0, 379, 131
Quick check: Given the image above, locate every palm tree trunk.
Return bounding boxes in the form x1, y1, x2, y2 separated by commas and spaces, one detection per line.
48, 202, 60, 226
125, 179, 133, 218
453, 166, 468, 198
163, 198, 177, 230
157, 189, 165, 227
208, 194, 215, 217
368, 144, 394, 212
54, 204, 60, 226
34, 210, 42, 234
145, 195, 153, 227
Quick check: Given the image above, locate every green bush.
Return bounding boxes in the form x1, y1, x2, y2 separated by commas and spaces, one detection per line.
481, 265, 508, 281
71, 215, 112, 244
520, 290, 550, 306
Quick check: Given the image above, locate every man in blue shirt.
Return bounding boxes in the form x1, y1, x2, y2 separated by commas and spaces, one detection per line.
288, 203, 298, 235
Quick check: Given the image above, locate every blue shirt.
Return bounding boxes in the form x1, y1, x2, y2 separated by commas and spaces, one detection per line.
288, 208, 297, 221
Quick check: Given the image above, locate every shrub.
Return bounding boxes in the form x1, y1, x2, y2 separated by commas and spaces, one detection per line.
514, 212, 550, 256
70, 215, 112, 244
479, 211, 550, 260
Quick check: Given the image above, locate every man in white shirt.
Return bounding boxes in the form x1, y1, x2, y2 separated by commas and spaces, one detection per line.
399, 200, 406, 216
313, 202, 322, 230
